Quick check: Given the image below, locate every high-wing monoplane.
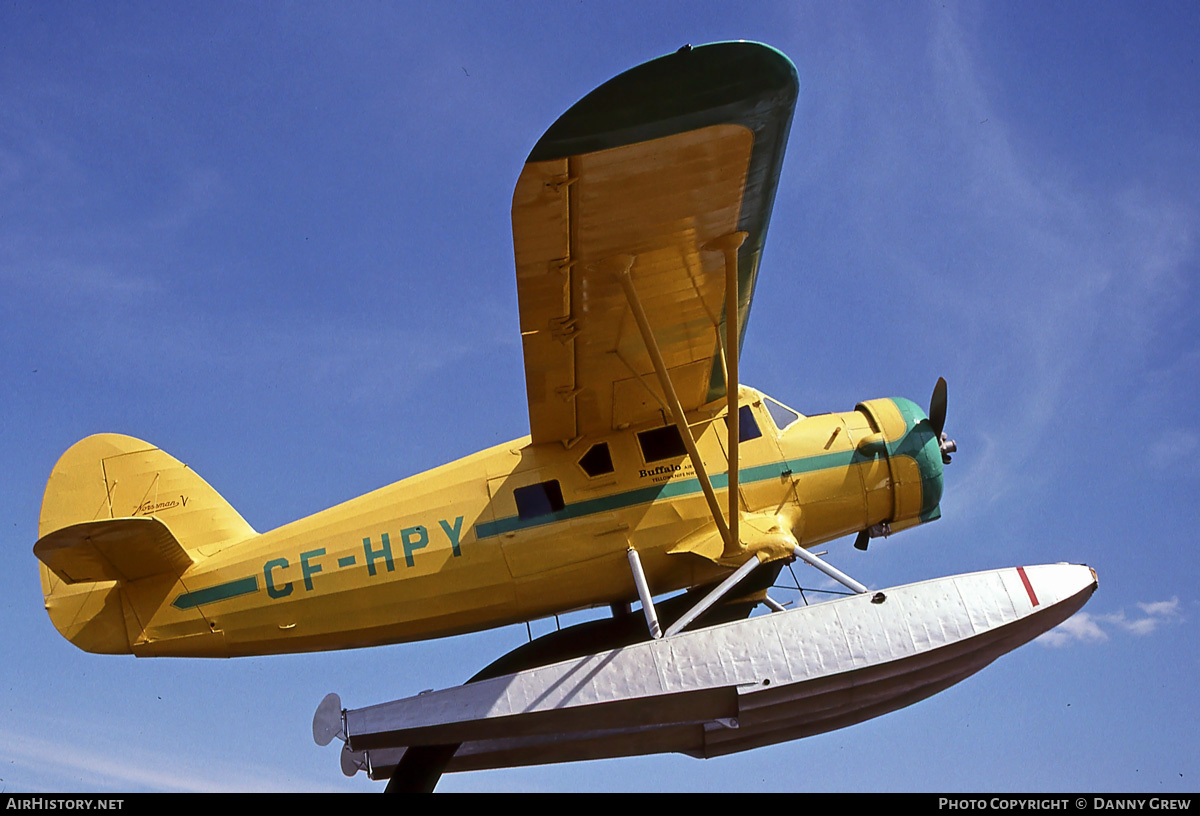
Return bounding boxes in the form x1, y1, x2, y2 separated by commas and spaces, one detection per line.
34, 42, 1096, 791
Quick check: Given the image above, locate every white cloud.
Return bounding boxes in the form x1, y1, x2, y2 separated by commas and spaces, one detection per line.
1137, 597, 1181, 618
1038, 612, 1109, 647
1039, 596, 1182, 647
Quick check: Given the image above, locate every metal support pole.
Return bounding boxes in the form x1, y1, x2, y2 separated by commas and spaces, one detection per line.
626, 547, 661, 639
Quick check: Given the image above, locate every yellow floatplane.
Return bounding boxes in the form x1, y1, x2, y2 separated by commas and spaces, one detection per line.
34, 42, 1096, 791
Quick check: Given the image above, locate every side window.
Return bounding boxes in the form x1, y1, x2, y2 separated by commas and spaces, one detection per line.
764, 397, 800, 431
637, 425, 687, 462
725, 404, 762, 442
514, 480, 565, 520
578, 442, 614, 477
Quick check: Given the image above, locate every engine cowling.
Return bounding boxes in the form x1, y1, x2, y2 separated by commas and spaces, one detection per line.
853, 396, 945, 536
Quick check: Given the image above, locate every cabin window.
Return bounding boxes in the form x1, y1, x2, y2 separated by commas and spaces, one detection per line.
578, 442, 614, 477
764, 397, 801, 431
725, 404, 763, 442
637, 425, 687, 463
514, 480, 565, 520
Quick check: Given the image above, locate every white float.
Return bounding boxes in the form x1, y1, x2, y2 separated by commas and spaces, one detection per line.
316, 563, 1097, 780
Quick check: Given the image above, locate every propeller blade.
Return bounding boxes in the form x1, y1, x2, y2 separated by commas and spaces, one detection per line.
929, 377, 947, 438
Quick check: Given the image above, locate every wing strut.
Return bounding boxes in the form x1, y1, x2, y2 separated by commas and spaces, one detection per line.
707, 231, 749, 560
615, 257, 735, 554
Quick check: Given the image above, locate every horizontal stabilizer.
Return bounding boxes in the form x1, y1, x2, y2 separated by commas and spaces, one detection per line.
34, 517, 194, 584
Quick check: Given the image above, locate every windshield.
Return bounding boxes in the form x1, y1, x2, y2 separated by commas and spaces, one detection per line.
763, 396, 801, 431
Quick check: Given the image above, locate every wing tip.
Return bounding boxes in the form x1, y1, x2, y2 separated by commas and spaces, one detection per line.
528, 41, 798, 164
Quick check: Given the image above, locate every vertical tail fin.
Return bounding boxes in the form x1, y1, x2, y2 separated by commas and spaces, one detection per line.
35, 433, 256, 654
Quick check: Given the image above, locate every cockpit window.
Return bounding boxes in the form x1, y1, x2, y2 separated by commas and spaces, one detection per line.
764, 397, 801, 431
514, 480, 565, 520
637, 425, 687, 463
725, 404, 763, 442
578, 442, 614, 477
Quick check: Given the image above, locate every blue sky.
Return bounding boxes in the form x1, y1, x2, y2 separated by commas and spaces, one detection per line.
2, 1, 1197, 793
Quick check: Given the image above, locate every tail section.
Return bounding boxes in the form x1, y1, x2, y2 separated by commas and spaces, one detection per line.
35, 433, 256, 654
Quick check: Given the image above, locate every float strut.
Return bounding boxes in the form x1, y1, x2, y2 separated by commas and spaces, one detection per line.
664, 556, 762, 638
791, 546, 869, 594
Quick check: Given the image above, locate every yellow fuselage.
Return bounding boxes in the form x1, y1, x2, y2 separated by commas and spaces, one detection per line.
40, 388, 944, 658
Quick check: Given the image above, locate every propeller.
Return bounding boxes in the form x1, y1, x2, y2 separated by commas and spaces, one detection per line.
930, 377, 956, 465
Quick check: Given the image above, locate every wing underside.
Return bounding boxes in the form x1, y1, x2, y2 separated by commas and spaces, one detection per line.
513, 42, 798, 445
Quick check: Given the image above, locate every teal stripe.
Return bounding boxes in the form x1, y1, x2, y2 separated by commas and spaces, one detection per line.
476, 397, 947, 541
887, 397, 944, 515
475, 448, 872, 541
172, 576, 258, 610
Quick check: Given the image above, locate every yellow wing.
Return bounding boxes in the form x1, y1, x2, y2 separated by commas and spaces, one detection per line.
512, 43, 798, 445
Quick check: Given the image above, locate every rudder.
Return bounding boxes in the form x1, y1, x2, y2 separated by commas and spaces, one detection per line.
35, 433, 256, 654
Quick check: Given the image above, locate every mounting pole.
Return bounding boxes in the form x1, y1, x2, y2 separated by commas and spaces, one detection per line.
626, 547, 661, 639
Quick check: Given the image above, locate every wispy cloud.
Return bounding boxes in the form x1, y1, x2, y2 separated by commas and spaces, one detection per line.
916, 11, 1197, 512
1039, 596, 1183, 647
1138, 598, 1182, 618
0, 726, 333, 793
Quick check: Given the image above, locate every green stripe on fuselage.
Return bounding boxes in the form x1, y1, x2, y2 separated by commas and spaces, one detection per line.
478, 396, 943, 540
475, 447, 872, 540
172, 575, 259, 610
